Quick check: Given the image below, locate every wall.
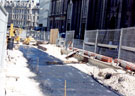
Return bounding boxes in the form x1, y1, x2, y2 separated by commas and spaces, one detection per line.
39, 0, 50, 28
0, 4, 8, 96
0, 4, 8, 67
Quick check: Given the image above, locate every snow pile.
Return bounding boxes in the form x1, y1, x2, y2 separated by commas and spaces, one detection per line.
103, 74, 135, 96
69, 64, 135, 96
42, 44, 78, 62
5, 50, 44, 96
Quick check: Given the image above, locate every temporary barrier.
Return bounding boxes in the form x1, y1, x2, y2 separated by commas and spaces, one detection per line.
95, 54, 113, 63
114, 59, 135, 71
83, 51, 96, 57
73, 39, 83, 49
65, 31, 75, 49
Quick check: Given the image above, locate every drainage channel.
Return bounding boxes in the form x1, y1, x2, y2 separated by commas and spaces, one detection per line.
19, 45, 122, 96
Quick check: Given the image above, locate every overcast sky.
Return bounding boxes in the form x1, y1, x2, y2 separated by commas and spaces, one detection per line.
35, 0, 39, 2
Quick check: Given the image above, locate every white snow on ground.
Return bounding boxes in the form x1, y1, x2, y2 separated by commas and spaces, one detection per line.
3, 44, 135, 96
42, 44, 135, 96
5, 50, 44, 96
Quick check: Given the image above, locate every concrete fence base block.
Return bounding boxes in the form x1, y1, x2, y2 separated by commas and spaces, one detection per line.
115, 59, 135, 72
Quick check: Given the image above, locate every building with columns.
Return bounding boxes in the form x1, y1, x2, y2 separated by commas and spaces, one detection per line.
4, 0, 39, 29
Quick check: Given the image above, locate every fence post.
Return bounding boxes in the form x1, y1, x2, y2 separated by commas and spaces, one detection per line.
44, 31, 46, 41
94, 30, 99, 53
118, 28, 123, 59
83, 30, 86, 50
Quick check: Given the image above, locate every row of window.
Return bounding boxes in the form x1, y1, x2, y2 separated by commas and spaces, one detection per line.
13, 21, 37, 27
51, 0, 68, 15
11, 14, 38, 22
13, 9, 30, 14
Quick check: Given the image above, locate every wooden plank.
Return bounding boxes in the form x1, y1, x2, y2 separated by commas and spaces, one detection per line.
53, 29, 59, 44
50, 29, 59, 44
66, 51, 78, 59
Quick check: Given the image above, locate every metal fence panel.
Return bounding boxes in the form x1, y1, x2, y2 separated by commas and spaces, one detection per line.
120, 27, 135, 62
73, 39, 83, 49
65, 31, 75, 48
98, 29, 120, 45
45, 31, 50, 41
97, 29, 120, 58
122, 28, 135, 47
83, 30, 97, 52
26, 30, 50, 41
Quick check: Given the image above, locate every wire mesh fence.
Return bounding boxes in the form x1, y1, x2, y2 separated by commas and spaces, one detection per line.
97, 29, 120, 58
120, 27, 135, 62
83, 29, 120, 58
26, 30, 50, 41
45, 31, 50, 41
82, 28, 135, 62
24, 27, 135, 63
73, 39, 84, 49
83, 30, 97, 52
65, 31, 75, 49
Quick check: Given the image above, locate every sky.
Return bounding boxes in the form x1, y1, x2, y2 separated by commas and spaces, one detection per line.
35, 0, 39, 2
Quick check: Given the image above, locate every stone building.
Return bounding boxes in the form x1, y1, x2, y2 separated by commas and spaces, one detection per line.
4, 0, 39, 29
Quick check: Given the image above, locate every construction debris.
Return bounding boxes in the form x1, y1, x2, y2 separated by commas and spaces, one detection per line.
65, 51, 79, 59
38, 45, 47, 51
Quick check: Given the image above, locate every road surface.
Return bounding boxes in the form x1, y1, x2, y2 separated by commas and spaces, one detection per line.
19, 46, 121, 96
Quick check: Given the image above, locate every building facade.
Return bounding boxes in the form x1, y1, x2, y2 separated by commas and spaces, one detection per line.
4, 0, 39, 29
48, 0, 135, 39
39, 0, 50, 31
49, 0, 68, 33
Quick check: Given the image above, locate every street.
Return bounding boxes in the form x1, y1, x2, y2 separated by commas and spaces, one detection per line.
19, 46, 120, 96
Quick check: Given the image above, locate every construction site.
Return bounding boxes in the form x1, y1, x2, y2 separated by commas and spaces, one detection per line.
0, 20, 135, 96
1, 0, 135, 96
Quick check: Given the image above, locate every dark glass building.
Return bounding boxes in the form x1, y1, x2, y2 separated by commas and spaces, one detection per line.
49, 0, 135, 39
